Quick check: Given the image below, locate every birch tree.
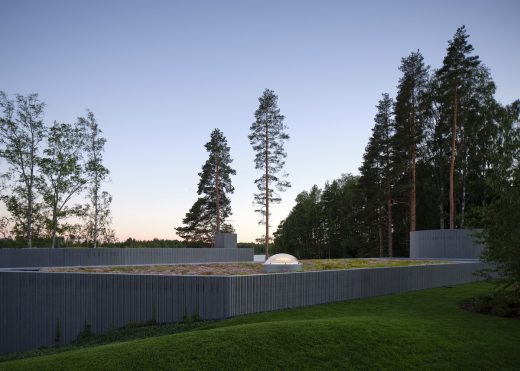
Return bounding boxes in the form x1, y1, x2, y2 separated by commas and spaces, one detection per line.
0, 92, 46, 247
39, 121, 87, 248
79, 111, 113, 248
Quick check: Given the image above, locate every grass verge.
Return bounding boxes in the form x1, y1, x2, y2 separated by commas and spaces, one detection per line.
1, 281, 519, 370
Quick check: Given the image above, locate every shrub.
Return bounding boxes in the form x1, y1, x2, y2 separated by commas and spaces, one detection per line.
462, 291, 520, 318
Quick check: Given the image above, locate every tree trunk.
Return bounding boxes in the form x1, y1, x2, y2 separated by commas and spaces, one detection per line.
460, 139, 466, 228
387, 195, 393, 257
27, 190, 33, 248
92, 149, 100, 248
51, 213, 57, 248
439, 201, 444, 229
93, 182, 98, 248
449, 89, 458, 229
265, 121, 269, 259
215, 161, 220, 236
27, 126, 35, 248
410, 145, 416, 232
439, 174, 445, 229
410, 93, 417, 232
378, 210, 383, 258
461, 166, 466, 228
27, 168, 33, 248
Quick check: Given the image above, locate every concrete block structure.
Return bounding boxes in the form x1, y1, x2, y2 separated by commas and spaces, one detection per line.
214, 233, 237, 249
410, 229, 484, 259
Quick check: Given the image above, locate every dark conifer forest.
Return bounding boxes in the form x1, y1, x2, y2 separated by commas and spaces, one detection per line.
273, 26, 520, 258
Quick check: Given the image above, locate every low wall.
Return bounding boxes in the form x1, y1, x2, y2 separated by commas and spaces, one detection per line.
410, 229, 484, 259
0, 248, 253, 268
226, 261, 485, 317
0, 261, 487, 355
0, 272, 228, 355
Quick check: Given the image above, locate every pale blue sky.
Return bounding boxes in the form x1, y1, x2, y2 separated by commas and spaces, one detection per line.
1, 0, 519, 242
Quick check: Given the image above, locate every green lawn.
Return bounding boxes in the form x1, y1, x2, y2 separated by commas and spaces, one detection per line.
1, 281, 519, 370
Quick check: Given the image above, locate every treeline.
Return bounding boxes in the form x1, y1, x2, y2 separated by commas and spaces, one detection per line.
100, 238, 261, 250
274, 26, 520, 258
273, 175, 363, 258
0, 93, 113, 248
103, 238, 187, 248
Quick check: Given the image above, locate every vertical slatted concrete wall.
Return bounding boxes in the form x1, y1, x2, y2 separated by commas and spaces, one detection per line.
226, 262, 487, 316
0, 248, 253, 268
0, 272, 228, 355
0, 261, 486, 355
410, 229, 484, 259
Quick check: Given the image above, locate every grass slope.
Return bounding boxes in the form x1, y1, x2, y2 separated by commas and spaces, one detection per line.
1, 282, 519, 370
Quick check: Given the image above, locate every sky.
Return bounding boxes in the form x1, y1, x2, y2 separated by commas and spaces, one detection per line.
1, 0, 519, 242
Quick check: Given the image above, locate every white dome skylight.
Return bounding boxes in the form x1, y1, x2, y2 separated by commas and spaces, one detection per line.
263, 253, 303, 273
265, 253, 300, 265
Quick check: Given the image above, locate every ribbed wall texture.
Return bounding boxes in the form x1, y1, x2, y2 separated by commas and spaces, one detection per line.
0, 261, 486, 355
410, 229, 484, 259
0, 248, 253, 268
0, 272, 229, 355
227, 262, 486, 316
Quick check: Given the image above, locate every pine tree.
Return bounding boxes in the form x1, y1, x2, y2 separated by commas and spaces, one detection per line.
176, 197, 214, 245
176, 129, 236, 245
321, 179, 343, 258
393, 51, 430, 233
425, 76, 448, 229
481, 172, 520, 291
359, 93, 395, 256
248, 89, 290, 258
435, 26, 480, 229
198, 129, 236, 235
490, 100, 520, 192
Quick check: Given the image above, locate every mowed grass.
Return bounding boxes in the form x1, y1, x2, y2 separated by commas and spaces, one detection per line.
1, 281, 519, 370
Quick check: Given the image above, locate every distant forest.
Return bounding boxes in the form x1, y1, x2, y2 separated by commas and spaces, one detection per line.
272, 26, 519, 258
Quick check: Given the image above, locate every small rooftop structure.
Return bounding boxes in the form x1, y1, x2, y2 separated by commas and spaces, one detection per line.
263, 253, 303, 273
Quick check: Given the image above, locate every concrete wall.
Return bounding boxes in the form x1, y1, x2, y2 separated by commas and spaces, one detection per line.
0, 261, 487, 355
0, 248, 253, 268
0, 272, 229, 355
227, 261, 485, 316
410, 229, 484, 259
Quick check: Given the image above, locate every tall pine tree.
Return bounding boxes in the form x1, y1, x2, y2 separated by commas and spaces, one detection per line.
393, 51, 430, 233
176, 129, 236, 245
359, 93, 395, 256
435, 26, 480, 229
249, 89, 290, 258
